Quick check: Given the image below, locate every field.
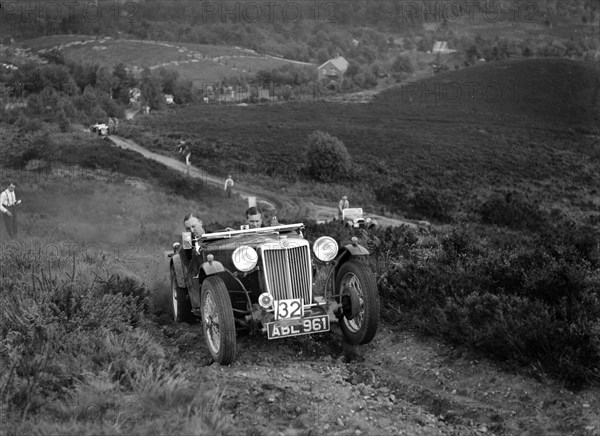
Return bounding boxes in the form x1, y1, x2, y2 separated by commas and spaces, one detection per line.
120, 57, 600, 223
19, 35, 315, 85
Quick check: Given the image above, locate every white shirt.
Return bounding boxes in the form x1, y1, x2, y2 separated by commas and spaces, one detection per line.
0, 189, 16, 214
224, 178, 234, 190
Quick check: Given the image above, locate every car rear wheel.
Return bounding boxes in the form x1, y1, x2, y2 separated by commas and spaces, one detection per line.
201, 276, 237, 364
171, 266, 192, 322
336, 260, 380, 345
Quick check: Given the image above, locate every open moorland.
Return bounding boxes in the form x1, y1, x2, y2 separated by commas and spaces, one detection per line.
120, 57, 600, 224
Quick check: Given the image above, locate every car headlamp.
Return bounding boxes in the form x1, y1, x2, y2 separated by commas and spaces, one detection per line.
366, 217, 371, 223
232, 246, 258, 272
313, 236, 338, 262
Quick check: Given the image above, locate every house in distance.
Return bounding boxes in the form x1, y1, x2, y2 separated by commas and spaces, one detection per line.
318, 55, 349, 81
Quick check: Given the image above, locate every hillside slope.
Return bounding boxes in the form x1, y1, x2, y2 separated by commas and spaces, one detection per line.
375, 57, 600, 128
121, 57, 600, 224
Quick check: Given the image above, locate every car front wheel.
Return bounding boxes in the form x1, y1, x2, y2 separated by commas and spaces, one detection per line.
171, 266, 192, 322
201, 276, 237, 364
336, 260, 380, 345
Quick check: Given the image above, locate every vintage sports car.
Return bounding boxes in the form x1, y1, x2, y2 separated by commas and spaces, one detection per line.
166, 223, 380, 364
90, 123, 109, 136
342, 208, 378, 229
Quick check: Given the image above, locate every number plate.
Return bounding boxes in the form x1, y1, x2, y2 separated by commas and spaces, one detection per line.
273, 299, 304, 320
267, 315, 330, 339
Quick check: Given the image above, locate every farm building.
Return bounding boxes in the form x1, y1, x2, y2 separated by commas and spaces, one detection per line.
318, 55, 349, 81
432, 41, 456, 54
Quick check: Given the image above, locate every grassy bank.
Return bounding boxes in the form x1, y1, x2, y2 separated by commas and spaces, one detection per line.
0, 127, 249, 432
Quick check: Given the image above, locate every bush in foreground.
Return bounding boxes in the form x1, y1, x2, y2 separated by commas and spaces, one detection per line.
0, 243, 233, 434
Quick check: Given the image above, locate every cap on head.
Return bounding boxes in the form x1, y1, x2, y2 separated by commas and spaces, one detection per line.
342, 196, 347, 200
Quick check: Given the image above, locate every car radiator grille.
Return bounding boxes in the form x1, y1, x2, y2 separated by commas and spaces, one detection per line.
262, 245, 312, 304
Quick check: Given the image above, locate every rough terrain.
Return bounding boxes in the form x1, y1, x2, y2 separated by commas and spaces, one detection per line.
159, 317, 600, 436
110, 132, 600, 435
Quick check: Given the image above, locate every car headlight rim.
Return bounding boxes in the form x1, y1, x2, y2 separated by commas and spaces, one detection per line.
232, 245, 258, 272
313, 236, 339, 262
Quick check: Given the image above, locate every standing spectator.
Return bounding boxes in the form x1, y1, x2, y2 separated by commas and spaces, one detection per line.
1, 182, 21, 237
184, 146, 192, 175
107, 117, 115, 135
338, 195, 349, 220
224, 175, 234, 198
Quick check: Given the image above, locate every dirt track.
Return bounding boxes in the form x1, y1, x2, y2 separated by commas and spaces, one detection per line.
107, 135, 419, 229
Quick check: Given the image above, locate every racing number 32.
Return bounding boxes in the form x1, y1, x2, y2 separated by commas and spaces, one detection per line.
274, 299, 304, 319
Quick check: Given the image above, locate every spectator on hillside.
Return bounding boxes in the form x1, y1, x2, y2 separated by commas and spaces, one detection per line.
224, 175, 234, 198
338, 195, 349, 220
1, 182, 21, 237
184, 146, 192, 175
107, 117, 115, 134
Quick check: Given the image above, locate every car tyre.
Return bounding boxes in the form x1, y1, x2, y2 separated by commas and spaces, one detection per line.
336, 260, 380, 345
170, 266, 193, 322
201, 276, 237, 364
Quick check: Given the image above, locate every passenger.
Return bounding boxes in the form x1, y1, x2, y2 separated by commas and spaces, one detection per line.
246, 206, 263, 229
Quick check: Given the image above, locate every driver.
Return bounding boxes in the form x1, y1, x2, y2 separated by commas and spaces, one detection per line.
183, 212, 205, 239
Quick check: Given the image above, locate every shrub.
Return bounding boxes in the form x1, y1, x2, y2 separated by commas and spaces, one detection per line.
305, 131, 352, 183
410, 189, 453, 222
480, 193, 547, 231
375, 224, 600, 387
391, 55, 414, 73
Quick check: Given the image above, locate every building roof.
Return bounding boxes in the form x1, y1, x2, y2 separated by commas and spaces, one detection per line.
432, 41, 457, 54
318, 56, 349, 72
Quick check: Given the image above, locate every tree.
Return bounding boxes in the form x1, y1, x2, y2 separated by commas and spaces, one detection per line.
140, 68, 163, 110
391, 55, 413, 73
305, 131, 351, 182
96, 66, 118, 95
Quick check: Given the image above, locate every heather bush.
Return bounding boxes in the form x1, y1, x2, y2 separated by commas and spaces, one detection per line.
307, 217, 600, 386
377, 224, 600, 387
375, 183, 453, 222
479, 193, 547, 231
1, 243, 233, 433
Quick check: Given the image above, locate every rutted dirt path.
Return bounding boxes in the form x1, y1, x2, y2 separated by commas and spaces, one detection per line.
159, 317, 600, 436
107, 134, 419, 229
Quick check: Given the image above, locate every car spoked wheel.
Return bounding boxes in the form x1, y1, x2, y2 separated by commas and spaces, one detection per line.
336, 260, 380, 345
201, 276, 237, 364
170, 266, 192, 322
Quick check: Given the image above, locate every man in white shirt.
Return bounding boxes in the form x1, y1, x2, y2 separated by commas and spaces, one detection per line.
224, 175, 234, 198
0, 182, 21, 237
338, 195, 349, 220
